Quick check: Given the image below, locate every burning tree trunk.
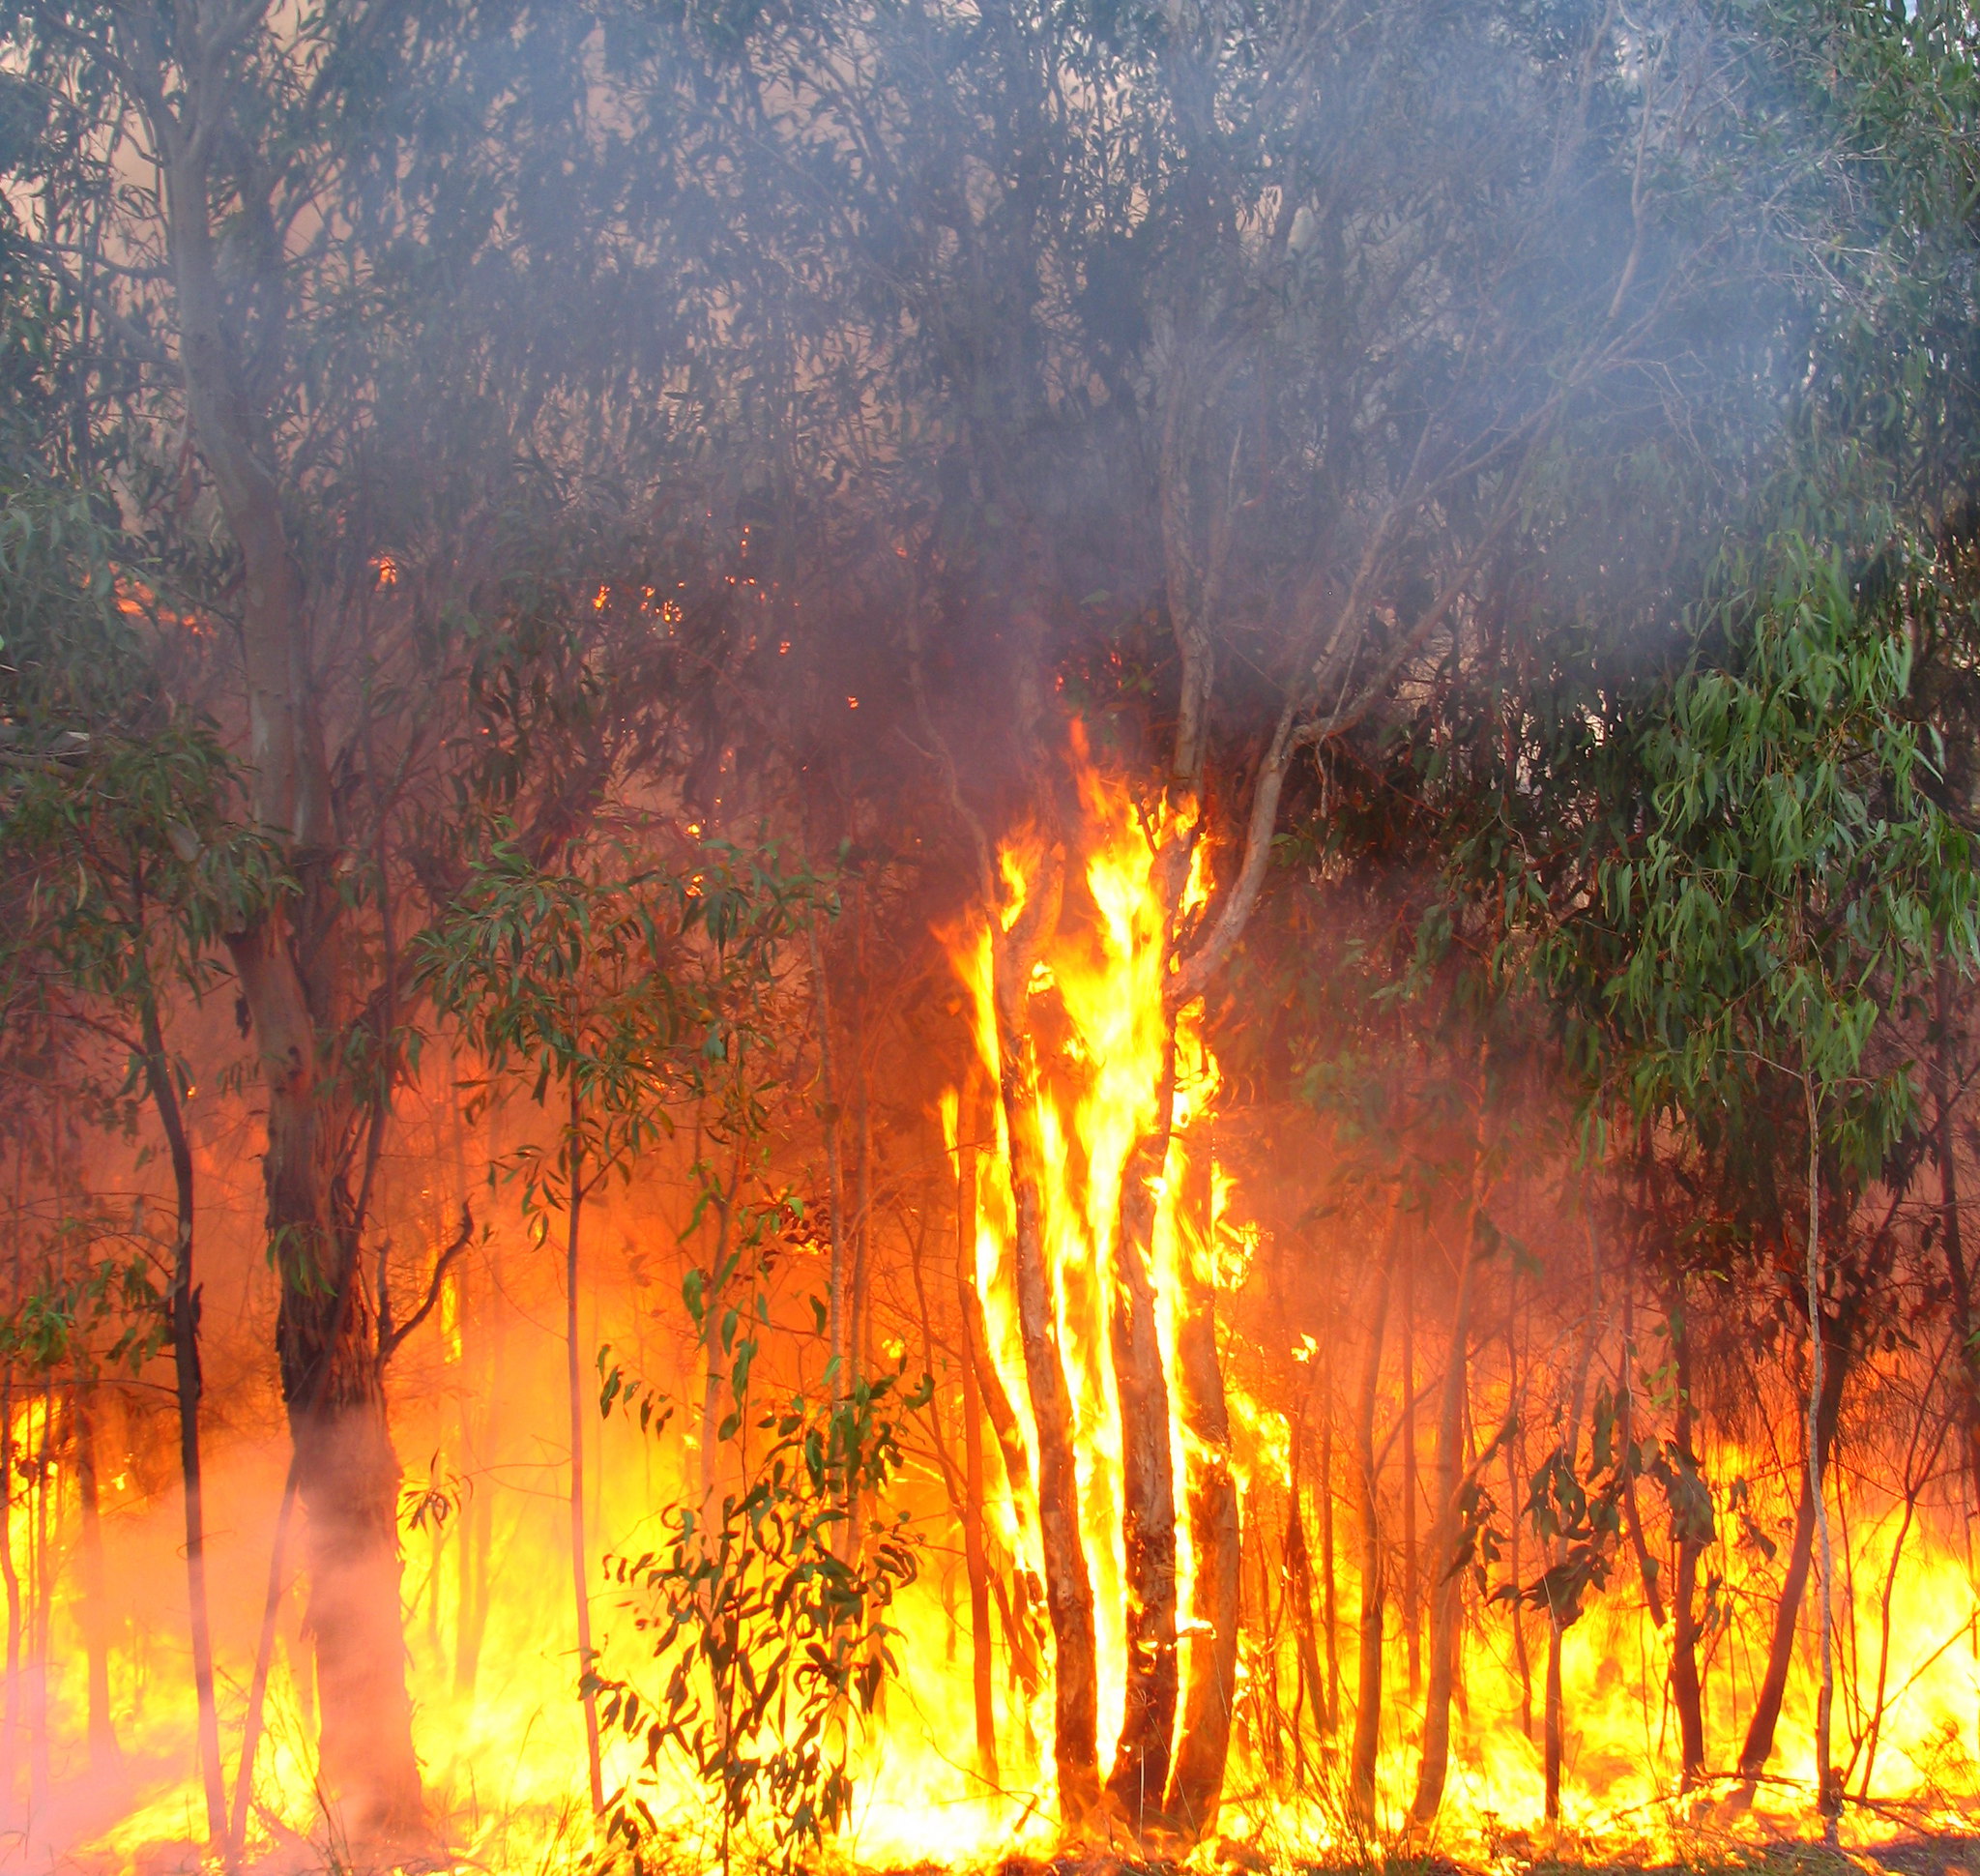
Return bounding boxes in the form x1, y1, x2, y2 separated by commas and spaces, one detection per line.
1166, 1136, 1241, 1836
954, 1073, 1000, 1787
1105, 1036, 1182, 1831
990, 856, 1101, 1823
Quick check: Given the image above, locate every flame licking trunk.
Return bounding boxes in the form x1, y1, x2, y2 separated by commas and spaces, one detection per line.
953, 748, 1237, 1841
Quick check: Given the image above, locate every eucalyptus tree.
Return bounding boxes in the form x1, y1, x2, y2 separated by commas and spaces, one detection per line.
0, 483, 292, 1841
0, 0, 766, 1834
416, 830, 827, 1813
602, 0, 1767, 1833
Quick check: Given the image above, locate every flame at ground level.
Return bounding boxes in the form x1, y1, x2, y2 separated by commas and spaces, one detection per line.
12, 750, 1980, 1872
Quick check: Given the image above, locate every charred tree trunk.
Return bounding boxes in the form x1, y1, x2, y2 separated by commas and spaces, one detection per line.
1351, 1216, 1397, 1831
1165, 1134, 1240, 1838
1106, 1034, 1181, 1832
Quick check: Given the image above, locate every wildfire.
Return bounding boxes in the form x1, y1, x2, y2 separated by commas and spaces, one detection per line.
12, 740, 1980, 1875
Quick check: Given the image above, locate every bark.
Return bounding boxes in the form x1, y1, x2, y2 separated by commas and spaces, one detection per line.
1164, 1132, 1240, 1838
1350, 1227, 1396, 1831
954, 1075, 999, 1787
568, 1118, 604, 1815
140, 9, 423, 1835
1670, 1296, 1706, 1790
991, 855, 1099, 1823
1732, 1323, 1847, 1796
1105, 1033, 1181, 1832
1410, 1221, 1479, 1825
73, 1388, 115, 1771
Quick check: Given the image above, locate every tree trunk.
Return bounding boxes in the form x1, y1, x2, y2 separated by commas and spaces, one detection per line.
153, 22, 424, 1835
139, 987, 225, 1842
1106, 1035, 1181, 1832
568, 1121, 604, 1815
1933, 957, 1980, 1511
1732, 1327, 1847, 1798
991, 861, 1099, 1824
955, 1073, 999, 1788
1164, 1132, 1240, 1838
1351, 1217, 1397, 1831
1410, 1220, 1479, 1825
1670, 1293, 1706, 1791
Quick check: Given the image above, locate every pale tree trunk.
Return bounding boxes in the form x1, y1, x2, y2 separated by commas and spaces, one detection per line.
134, 6, 422, 1839
1165, 1137, 1240, 1837
1105, 1028, 1181, 1831
991, 855, 1100, 1823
